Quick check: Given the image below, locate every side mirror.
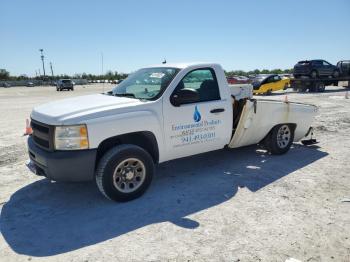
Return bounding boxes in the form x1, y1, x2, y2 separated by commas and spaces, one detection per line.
170, 88, 200, 107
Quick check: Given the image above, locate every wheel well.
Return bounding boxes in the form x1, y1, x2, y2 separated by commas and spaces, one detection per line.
95, 131, 159, 167
259, 123, 297, 144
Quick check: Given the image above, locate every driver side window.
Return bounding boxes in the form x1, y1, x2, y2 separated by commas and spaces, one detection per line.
174, 68, 220, 104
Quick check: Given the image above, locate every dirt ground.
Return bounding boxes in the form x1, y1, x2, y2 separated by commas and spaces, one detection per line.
0, 84, 349, 262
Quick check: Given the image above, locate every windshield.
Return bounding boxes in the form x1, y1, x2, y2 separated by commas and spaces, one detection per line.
252, 75, 267, 83
112, 67, 180, 100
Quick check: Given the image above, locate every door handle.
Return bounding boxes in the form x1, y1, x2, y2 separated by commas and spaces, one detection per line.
210, 108, 225, 114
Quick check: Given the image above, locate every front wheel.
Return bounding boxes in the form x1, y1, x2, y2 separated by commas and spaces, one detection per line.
264, 124, 294, 155
311, 70, 318, 78
96, 144, 154, 202
333, 70, 340, 78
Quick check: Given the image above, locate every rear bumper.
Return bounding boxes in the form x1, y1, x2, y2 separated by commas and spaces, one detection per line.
27, 136, 96, 182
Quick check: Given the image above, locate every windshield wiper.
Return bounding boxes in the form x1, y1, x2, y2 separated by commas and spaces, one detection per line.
112, 92, 148, 102
114, 93, 136, 98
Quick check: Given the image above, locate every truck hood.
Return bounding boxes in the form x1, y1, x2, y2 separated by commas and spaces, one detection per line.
31, 94, 145, 125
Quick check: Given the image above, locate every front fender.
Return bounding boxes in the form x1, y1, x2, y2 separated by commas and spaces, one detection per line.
86, 110, 163, 155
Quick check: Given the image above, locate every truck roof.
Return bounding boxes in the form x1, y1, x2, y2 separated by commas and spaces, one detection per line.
144, 62, 220, 69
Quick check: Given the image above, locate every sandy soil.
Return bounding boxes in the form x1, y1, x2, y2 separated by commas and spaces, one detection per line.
0, 84, 349, 262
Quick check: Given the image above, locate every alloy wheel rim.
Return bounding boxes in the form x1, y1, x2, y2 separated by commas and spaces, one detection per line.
277, 125, 291, 148
113, 158, 146, 193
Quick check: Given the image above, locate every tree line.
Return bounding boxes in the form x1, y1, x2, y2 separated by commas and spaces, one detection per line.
1, 68, 293, 81
225, 68, 293, 77
0, 69, 128, 81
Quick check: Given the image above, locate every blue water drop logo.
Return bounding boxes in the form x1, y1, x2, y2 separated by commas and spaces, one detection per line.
193, 105, 201, 122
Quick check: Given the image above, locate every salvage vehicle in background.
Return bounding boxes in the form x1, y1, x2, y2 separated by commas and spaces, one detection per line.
291, 60, 350, 92
27, 63, 317, 202
56, 79, 74, 91
293, 60, 340, 78
227, 76, 250, 84
337, 60, 350, 77
26, 81, 35, 87
251, 74, 290, 95
2, 82, 11, 88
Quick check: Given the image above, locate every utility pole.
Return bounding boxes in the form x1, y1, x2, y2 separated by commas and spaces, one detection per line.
39, 49, 46, 77
50, 62, 54, 77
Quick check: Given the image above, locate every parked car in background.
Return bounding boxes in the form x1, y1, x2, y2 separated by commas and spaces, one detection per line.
252, 74, 290, 95
3, 82, 11, 88
280, 74, 293, 79
112, 79, 124, 85
293, 60, 340, 78
56, 79, 74, 91
227, 76, 250, 84
337, 60, 350, 77
26, 82, 35, 87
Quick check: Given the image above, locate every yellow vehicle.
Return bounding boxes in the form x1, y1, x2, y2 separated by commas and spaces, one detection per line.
252, 74, 290, 95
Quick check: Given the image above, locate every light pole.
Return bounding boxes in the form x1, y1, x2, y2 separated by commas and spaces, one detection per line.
50, 62, 54, 77
39, 49, 46, 77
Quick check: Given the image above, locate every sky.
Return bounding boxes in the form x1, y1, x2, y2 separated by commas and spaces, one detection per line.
1, 0, 350, 76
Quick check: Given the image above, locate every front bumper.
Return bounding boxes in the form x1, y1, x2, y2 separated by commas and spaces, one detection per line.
27, 136, 97, 182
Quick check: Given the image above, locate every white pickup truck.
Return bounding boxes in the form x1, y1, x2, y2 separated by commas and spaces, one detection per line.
27, 63, 318, 201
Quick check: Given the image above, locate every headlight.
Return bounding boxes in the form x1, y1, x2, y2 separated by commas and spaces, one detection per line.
54, 125, 89, 150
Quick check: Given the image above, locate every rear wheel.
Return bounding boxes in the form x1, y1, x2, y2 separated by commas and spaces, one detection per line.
265, 89, 272, 95
311, 70, 318, 78
96, 144, 154, 202
264, 124, 294, 155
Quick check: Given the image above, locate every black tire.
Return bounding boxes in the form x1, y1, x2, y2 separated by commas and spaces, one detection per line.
264, 124, 294, 155
310, 70, 318, 78
265, 89, 272, 95
96, 144, 154, 202
316, 82, 325, 92
56, 88, 59, 91
333, 70, 340, 78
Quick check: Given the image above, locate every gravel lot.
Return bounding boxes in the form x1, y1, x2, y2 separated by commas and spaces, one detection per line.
0, 84, 349, 262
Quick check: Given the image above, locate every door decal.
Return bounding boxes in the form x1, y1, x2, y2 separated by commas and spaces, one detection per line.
193, 105, 201, 122
170, 105, 221, 148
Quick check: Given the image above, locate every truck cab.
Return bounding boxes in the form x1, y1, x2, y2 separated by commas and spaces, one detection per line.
28, 63, 317, 201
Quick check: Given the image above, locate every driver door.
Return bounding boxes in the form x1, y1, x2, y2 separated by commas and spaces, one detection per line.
162, 68, 232, 161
